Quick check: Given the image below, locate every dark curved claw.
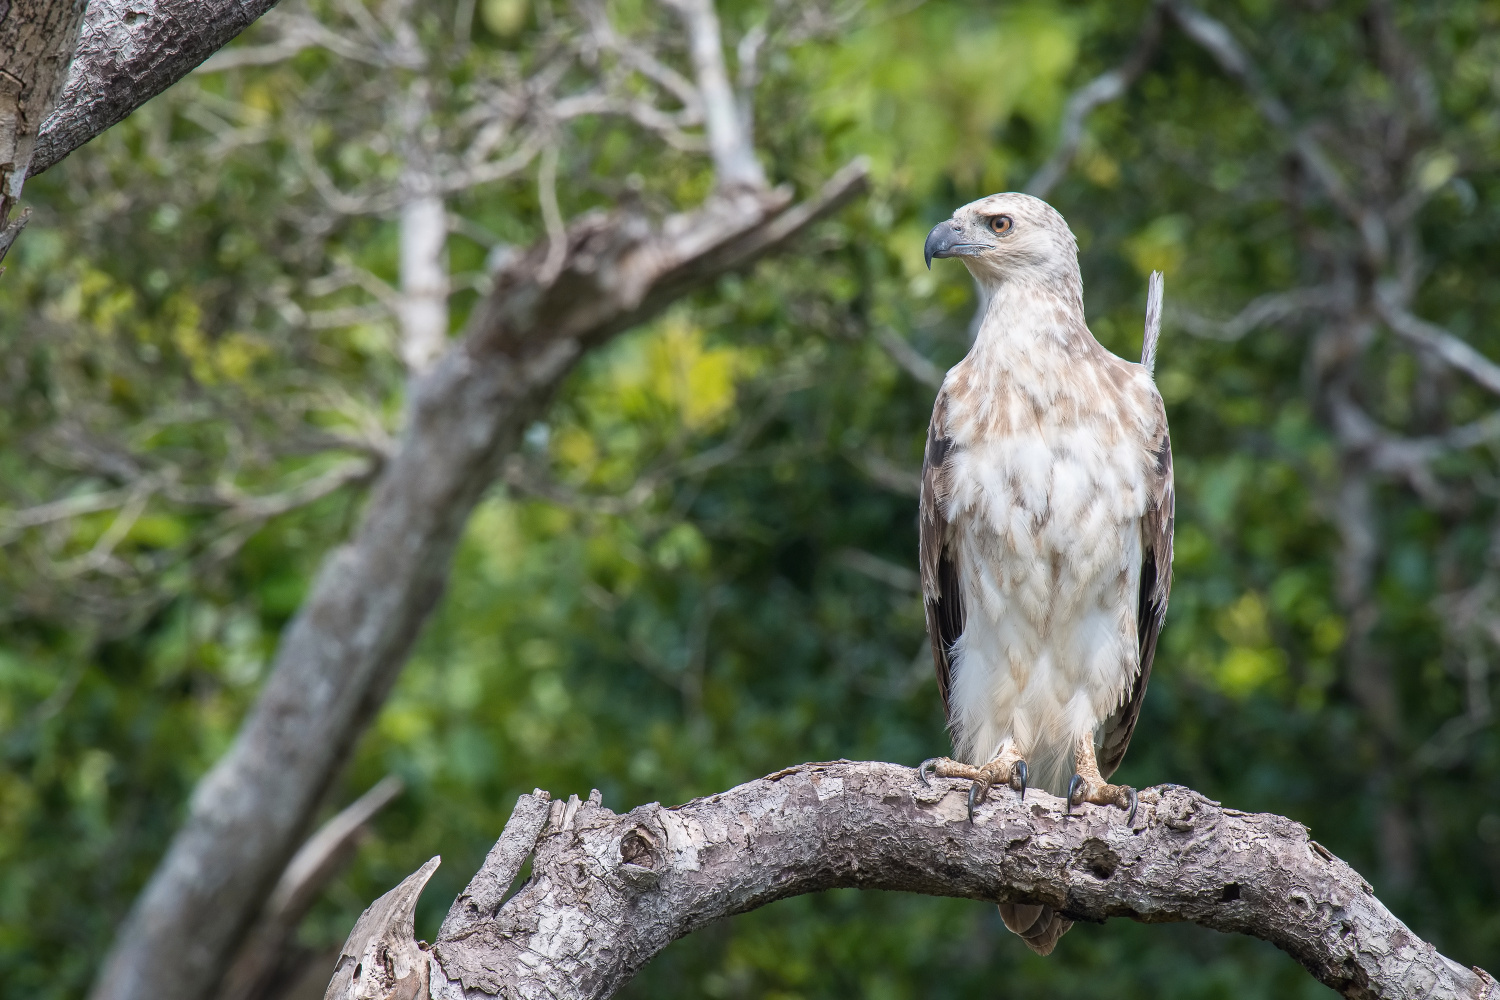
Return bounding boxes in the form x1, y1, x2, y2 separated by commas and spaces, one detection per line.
967, 773, 995, 823
917, 758, 940, 787
1066, 773, 1084, 817
1011, 760, 1028, 800
1124, 787, 1138, 827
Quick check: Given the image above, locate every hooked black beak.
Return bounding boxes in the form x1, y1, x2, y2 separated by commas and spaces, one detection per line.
924, 221, 984, 269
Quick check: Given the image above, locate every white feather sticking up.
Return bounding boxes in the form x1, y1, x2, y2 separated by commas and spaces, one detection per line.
1141, 270, 1164, 375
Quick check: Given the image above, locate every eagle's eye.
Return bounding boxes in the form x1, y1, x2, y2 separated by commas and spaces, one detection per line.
988, 215, 1014, 236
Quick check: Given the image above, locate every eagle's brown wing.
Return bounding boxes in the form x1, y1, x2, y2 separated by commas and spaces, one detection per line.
1099, 401, 1174, 779
919, 390, 963, 719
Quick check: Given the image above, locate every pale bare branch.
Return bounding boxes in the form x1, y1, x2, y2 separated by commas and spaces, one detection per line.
664, 0, 766, 189
55, 482, 154, 578
1375, 290, 1500, 399
835, 548, 921, 592
537, 144, 568, 284
1026, 4, 1164, 199
1175, 286, 1342, 342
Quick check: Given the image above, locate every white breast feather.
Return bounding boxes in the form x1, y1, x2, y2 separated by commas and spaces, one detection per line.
942, 355, 1154, 796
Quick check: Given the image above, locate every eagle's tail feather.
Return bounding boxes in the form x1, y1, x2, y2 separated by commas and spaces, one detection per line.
997, 902, 1073, 956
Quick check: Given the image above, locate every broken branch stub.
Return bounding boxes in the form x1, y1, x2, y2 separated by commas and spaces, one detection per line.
325, 856, 440, 1000
326, 761, 1493, 1000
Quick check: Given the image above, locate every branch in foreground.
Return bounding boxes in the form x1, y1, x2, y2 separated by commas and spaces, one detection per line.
31, 0, 281, 175
329, 761, 1494, 1000
0, 0, 90, 264
89, 160, 868, 1000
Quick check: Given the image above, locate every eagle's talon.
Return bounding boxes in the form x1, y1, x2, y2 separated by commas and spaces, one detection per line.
1125, 787, 1138, 826
1066, 773, 1084, 816
967, 780, 984, 822
918, 750, 1025, 823
918, 758, 940, 786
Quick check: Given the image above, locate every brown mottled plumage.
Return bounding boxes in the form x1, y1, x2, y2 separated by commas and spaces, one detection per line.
918, 193, 1174, 955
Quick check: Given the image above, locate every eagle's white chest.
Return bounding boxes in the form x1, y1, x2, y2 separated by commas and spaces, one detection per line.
940, 354, 1153, 794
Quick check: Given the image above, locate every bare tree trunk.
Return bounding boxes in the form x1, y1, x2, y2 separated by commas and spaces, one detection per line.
86, 161, 868, 1000
324, 762, 1496, 1000
0, 0, 87, 263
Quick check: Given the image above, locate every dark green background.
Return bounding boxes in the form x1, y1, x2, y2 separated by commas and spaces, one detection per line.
1, 2, 1496, 997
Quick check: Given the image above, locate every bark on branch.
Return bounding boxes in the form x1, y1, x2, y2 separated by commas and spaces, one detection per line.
89, 159, 868, 1000
0, 0, 88, 263
31, 0, 283, 175
327, 761, 1494, 1000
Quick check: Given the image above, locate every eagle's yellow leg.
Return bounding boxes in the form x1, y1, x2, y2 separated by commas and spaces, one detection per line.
1067, 733, 1137, 824
918, 739, 1028, 822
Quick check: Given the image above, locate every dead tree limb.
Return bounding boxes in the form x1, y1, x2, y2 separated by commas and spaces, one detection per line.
327, 761, 1494, 1000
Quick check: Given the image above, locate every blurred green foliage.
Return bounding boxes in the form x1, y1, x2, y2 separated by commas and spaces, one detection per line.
2, 1, 1498, 998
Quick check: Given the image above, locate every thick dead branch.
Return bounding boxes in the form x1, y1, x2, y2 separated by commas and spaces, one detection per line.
88, 159, 868, 1000
31, 0, 282, 175
327, 856, 440, 1000
324, 761, 1494, 1000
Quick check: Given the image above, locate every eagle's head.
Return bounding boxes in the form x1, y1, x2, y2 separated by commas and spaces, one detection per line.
923, 192, 1081, 296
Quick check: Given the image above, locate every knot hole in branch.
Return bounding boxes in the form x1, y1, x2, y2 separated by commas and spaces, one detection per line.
620, 828, 657, 869
1077, 838, 1120, 880
618, 826, 662, 891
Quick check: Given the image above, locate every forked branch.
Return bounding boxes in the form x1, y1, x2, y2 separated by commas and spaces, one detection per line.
327, 761, 1493, 1000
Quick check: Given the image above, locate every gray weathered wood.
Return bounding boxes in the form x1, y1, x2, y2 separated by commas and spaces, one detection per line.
438, 791, 554, 944
325, 856, 439, 1000
332, 761, 1496, 1000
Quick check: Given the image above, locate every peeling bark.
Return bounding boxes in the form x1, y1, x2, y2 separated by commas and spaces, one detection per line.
327, 762, 1494, 1000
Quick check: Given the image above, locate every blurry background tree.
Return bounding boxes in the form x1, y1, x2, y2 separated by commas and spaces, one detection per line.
0, 1, 1497, 999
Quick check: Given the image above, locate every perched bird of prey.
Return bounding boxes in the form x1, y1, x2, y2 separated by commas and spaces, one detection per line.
916, 193, 1173, 955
